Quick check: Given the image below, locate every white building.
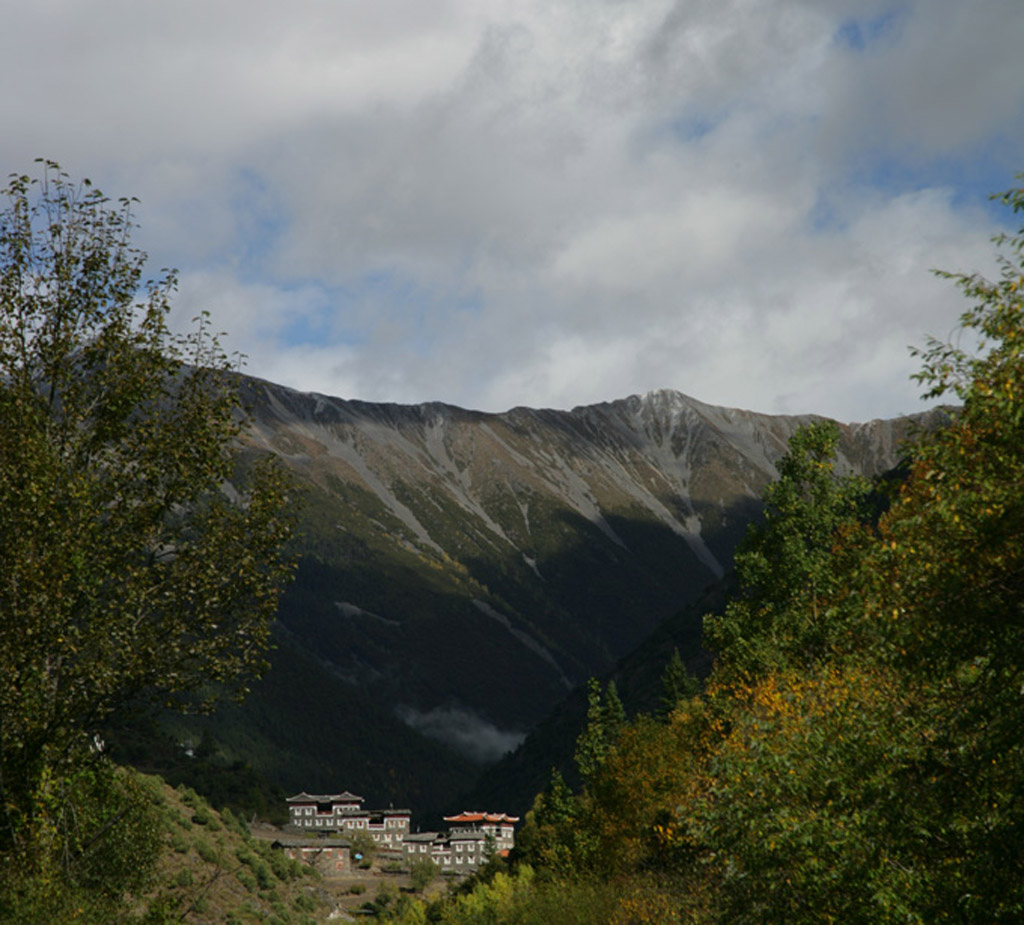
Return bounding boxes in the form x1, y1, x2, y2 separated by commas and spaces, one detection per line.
443, 812, 518, 855
403, 811, 519, 873
285, 791, 410, 847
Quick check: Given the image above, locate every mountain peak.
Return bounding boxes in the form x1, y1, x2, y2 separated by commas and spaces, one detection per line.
224, 372, 942, 808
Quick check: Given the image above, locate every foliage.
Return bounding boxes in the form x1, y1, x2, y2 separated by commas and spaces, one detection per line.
412, 864, 625, 925
515, 769, 585, 876
705, 420, 872, 685
694, 665, 938, 922
409, 855, 439, 892
0, 760, 163, 922
0, 163, 292, 908
657, 647, 701, 719
574, 679, 626, 785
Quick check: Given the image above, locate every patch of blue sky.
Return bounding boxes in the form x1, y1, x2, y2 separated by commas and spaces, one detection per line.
833, 6, 908, 53
853, 149, 1019, 219
274, 267, 480, 355
267, 278, 369, 349
358, 268, 435, 329
806, 194, 845, 234
229, 167, 289, 269
277, 306, 346, 348
362, 267, 482, 316
453, 291, 484, 318
635, 105, 723, 155
805, 143, 1019, 238
667, 112, 718, 144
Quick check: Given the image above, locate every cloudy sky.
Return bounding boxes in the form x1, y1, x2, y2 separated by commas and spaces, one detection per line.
2, 0, 1022, 421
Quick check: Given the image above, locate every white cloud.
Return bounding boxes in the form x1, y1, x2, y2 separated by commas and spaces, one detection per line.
0, 0, 1020, 422
396, 704, 525, 763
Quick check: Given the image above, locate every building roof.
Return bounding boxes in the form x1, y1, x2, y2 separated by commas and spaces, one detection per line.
286, 791, 364, 804
403, 832, 441, 843
443, 811, 520, 824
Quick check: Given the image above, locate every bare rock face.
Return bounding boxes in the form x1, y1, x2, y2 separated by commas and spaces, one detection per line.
235, 378, 936, 766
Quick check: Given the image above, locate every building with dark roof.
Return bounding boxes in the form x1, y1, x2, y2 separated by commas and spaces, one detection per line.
285, 791, 410, 847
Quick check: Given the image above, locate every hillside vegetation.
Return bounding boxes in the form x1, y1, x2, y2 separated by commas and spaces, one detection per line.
365, 181, 1024, 922
3, 769, 329, 923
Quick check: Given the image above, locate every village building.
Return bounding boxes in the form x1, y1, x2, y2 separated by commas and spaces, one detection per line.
285, 791, 411, 847
282, 792, 518, 876
403, 811, 519, 873
274, 836, 351, 874
444, 811, 518, 855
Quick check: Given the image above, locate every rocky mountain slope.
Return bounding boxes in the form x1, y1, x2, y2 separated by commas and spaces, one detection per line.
220, 380, 933, 803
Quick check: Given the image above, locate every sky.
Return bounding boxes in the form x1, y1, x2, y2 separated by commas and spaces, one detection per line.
1, 0, 1022, 422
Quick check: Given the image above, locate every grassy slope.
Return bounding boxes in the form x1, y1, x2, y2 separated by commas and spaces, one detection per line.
136, 774, 332, 924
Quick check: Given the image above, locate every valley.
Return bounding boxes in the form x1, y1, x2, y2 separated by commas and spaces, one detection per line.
184, 381, 937, 817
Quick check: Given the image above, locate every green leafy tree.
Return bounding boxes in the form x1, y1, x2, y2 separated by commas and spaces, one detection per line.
850, 177, 1024, 919
409, 856, 439, 892
657, 647, 700, 719
519, 679, 631, 876
691, 177, 1024, 921
603, 680, 626, 738
706, 420, 870, 684
0, 163, 292, 905
0, 761, 165, 923
574, 678, 627, 785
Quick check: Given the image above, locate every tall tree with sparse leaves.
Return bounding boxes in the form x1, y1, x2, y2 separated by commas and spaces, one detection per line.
705, 420, 871, 685
657, 647, 700, 719
574, 678, 627, 785
0, 162, 293, 907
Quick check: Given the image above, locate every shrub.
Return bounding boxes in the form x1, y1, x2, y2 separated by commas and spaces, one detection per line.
254, 860, 275, 890
194, 839, 219, 864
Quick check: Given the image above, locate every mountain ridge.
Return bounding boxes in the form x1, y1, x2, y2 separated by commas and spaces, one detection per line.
208, 376, 943, 812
